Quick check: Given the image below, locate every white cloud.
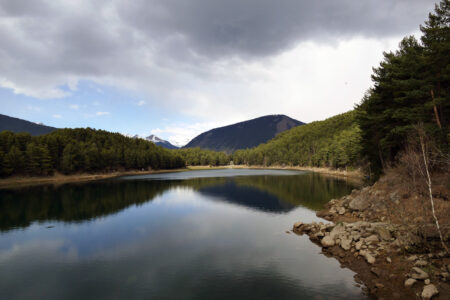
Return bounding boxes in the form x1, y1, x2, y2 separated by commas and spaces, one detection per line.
96, 111, 110, 116
52, 114, 62, 118
150, 121, 224, 147
69, 104, 79, 110
0, 0, 434, 130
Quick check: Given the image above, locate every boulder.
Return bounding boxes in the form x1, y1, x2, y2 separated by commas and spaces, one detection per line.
411, 267, 429, 280
338, 207, 346, 215
421, 284, 438, 300
340, 237, 352, 251
404, 278, 416, 288
330, 224, 346, 240
321, 236, 335, 247
349, 195, 370, 211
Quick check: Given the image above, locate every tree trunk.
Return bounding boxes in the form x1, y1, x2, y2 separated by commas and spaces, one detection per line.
431, 89, 442, 129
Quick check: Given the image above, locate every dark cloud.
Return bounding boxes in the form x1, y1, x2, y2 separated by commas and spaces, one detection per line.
0, 0, 437, 98
118, 0, 435, 59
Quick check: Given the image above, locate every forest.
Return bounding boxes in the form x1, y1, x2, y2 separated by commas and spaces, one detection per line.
0, 128, 186, 177
0, 1, 448, 178
235, 0, 449, 174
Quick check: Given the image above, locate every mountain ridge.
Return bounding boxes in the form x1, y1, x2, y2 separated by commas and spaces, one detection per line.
0, 114, 57, 136
184, 114, 304, 152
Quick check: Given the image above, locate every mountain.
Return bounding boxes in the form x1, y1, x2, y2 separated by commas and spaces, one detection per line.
0, 114, 57, 136
232, 111, 361, 168
184, 115, 304, 152
146, 134, 179, 149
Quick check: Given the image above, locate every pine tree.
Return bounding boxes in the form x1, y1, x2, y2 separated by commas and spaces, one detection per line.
420, 0, 450, 130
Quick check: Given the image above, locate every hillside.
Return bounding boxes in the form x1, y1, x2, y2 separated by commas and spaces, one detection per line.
184, 115, 304, 152
232, 111, 361, 168
0, 114, 57, 136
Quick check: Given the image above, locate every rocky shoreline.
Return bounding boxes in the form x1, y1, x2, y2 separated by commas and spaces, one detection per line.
292, 182, 449, 299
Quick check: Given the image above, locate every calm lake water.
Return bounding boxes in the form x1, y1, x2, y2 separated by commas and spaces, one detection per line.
0, 169, 365, 299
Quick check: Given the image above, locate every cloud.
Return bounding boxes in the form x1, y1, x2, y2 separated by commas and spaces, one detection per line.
0, 0, 436, 130
96, 111, 110, 116
69, 104, 79, 110
151, 121, 224, 146
52, 114, 62, 118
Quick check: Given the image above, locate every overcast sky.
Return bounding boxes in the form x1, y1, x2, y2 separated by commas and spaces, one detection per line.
0, 0, 437, 146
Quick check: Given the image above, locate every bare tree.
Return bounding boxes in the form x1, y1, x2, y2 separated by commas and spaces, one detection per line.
415, 124, 449, 253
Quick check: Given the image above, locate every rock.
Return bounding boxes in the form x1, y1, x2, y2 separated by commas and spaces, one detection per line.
355, 240, 363, 250
375, 283, 384, 289
421, 284, 438, 300
321, 236, 335, 247
340, 237, 352, 251
293, 221, 303, 229
338, 207, 346, 215
375, 227, 392, 241
349, 195, 370, 211
386, 257, 392, 263
447, 264, 450, 272
424, 279, 430, 285
411, 267, 429, 280
364, 252, 375, 264
314, 231, 325, 238
330, 224, 346, 241
365, 235, 380, 243
407, 255, 418, 261
404, 278, 417, 288
415, 260, 428, 267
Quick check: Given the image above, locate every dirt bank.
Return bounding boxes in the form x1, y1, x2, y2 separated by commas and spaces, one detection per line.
0, 165, 362, 189
0, 168, 190, 189
292, 170, 450, 299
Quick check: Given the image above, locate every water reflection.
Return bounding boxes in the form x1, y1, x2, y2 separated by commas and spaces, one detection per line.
0, 171, 355, 232
0, 170, 364, 299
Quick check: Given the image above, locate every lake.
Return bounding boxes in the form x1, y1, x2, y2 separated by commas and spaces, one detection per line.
0, 169, 365, 299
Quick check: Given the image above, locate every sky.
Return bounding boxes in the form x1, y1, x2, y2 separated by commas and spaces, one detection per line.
0, 0, 437, 146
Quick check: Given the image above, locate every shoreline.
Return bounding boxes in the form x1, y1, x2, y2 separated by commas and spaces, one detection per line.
0, 164, 363, 189
0, 168, 190, 189
292, 177, 449, 299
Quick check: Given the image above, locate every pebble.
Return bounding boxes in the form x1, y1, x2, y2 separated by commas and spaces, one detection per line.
293, 221, 303, 229
424, 279, 430, 285
386, 257, 392, 263
404, 278, 416, 288
415, 260, 428, 267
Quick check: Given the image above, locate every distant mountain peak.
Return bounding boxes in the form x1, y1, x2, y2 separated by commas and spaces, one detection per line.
145, 134, 179, 149
184, 114, 304, 152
